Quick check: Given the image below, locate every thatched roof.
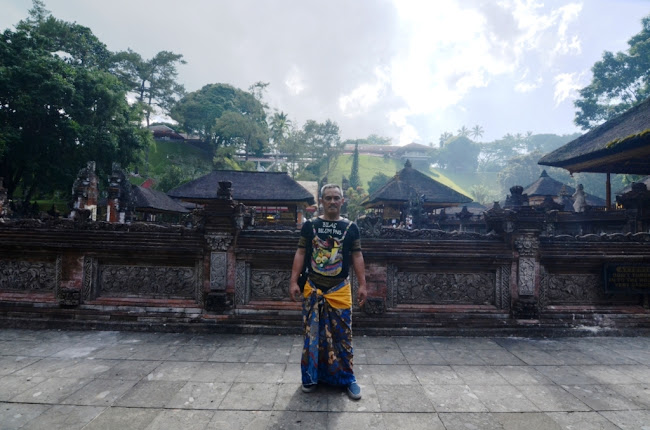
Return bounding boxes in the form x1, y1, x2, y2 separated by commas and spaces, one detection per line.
538, 97, 650, 174
363, 162, 472, 208
167, 171, 315, 205
131, 186, 189, 214
522, 170, 606, 207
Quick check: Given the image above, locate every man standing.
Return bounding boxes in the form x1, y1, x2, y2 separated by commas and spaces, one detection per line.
289, 184, 367, 400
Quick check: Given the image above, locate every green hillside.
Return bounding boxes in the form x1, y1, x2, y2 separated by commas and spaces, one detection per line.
134, 142, 473, 199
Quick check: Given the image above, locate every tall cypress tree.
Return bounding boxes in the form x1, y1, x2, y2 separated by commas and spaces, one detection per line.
349, 143, 360, 189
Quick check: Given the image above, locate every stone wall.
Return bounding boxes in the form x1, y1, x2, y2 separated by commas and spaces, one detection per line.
0, 210, 649, 334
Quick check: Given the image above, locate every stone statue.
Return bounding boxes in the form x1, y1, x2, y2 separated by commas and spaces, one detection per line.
572, 184, 586, 213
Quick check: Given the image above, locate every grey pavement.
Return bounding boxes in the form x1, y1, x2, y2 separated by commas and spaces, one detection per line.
1, 329, 650, 429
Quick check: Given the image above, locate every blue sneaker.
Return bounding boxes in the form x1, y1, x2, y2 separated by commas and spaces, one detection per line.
346, 382, 362, 400
301, 384, 317, 393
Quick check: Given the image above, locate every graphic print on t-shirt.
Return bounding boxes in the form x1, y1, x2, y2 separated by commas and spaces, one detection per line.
310, 221, 351, 277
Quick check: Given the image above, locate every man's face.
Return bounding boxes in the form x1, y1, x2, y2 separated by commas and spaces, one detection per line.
320, 188, 343, 218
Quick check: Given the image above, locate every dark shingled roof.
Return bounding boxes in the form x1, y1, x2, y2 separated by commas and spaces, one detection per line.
522, 170, 606, 207
616, 175, 650, 195
364, 164, 472, 207
167, 171, 315, 205
131, 185, 189, 214
538, 97, 650, 174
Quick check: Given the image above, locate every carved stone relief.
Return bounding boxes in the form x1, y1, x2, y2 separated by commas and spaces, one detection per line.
250, 269, 290, 300
394, 272, 496, 305
386, 264, 510, 309
98, 264, 196, 298
210, 252, 227, 291
234, 261, 249, 305
539, 266, 637, 307
496, 265, 511, 310
0, 258, 58, 292
514, 233, 539, 257
206, 234, 233, 251
82, 256, 98, 302
518, 257, 536, 296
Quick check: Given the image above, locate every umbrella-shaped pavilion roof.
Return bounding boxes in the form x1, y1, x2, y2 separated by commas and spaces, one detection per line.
363, 161, 472, 209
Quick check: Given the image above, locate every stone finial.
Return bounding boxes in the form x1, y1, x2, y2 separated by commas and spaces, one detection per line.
217, 181, 233, 200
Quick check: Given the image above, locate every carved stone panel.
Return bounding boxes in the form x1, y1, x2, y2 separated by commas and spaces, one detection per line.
206, 234, 233, 251
386, 264, 398, 308
539, 267, 637, 307
0, 258, 58, 292
250, 269, 290, 300
235, 261, 250, 305
496, 265, 511, 310
518, 257, 536, 296
98, 264, 196, 298
82, 256, 98, 302
395, 272, 496, 305
210, 252, 227, 291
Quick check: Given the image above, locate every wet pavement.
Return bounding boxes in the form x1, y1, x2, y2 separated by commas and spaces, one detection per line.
1, 329, 649, 429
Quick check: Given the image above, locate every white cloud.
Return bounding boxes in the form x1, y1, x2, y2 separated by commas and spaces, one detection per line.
553, 72, 582, 106
386, 0, 585, 143
284, 65, 306, 96
338, 67, 390, 116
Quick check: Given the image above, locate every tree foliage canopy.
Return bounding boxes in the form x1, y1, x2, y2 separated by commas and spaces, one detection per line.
170, 83, 268, 157
574, 14, 650, 130
112, 49, 186, 126
0, 1, 149, 201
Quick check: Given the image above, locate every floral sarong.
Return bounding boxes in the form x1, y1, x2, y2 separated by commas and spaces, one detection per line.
301, 278, 356, 387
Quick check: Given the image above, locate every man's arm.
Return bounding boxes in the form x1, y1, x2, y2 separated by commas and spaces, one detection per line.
289, 247, 306, 301
351, 251, 367, 306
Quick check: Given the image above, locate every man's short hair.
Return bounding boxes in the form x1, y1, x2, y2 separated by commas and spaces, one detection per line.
320, 183, 342, 197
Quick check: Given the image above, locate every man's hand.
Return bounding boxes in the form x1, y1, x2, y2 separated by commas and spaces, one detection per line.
357, 285, 367, 307
289, 281, 301, 302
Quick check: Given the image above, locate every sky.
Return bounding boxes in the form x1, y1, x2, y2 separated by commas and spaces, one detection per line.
2, 0, 650, 145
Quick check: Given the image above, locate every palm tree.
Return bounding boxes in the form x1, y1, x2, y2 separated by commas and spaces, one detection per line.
269, 111, 292, 152
439, 131, 454, 146
457, 126, 470, 137
470, 125, 484, 140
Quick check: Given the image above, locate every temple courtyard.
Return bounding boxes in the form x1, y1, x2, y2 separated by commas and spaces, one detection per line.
0, 329, 648, 429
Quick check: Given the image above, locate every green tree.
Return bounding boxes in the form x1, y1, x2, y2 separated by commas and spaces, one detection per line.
457, 126, 470, 137
112, 49, 186, 126
303, 119, 343, 175
344, 186, 368, 220
497, 152, 545, 195
269, 111, 292, 153
574, 14, 650, 129
469, 184, 498, 205
439, 131, 454, 146
349, 143, 360, 189
438, 136, 480, 172
0, 4, 148, 201
279, 129, 306, 178
170, 83, 268, 157
470, 125, 484, 140
367, 172, 391, 195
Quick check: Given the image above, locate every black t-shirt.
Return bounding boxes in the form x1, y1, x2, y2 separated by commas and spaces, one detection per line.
298, 217, 361, 283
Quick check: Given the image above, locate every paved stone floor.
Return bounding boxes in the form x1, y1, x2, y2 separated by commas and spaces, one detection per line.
0, 329, 649, 429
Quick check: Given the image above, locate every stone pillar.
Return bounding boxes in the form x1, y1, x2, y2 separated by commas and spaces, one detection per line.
106, 163, 130, 223
204, 181, 238, 312
512, 230, 541, 319
71, 161, 99, 221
